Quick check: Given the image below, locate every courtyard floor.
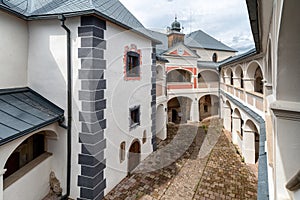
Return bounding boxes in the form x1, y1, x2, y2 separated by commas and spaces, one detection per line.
104, 120, 257, 200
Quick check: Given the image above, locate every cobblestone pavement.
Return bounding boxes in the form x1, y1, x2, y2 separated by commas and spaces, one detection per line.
104, 120, 257, 200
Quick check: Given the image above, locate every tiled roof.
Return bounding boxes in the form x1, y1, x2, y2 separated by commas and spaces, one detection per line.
0, 0, 160, 43
0, 87, 64, 146
185, 30, 236, 52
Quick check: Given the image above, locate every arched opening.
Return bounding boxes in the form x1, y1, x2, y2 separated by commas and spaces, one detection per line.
235, 66, 244, 88
230, 71, 234, 85
167, 69, 192, 83
267, 41, 272, 84
221, 69, 225, 83
128, 140, 141, 173
245, 120, 259, 164
254, 67, 263, 93
224, 100, 232, 132
119, 141, 126, 163
199, 95, 219, 121
167, 96, 192, 124
198, 70, 219, 88
232, 108, 242, 146
246, 62, 263, 94
4, 132, 48, 180
212, 53, 218, 62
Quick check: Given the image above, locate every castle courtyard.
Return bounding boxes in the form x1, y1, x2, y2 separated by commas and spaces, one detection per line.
104, 120, 257, 200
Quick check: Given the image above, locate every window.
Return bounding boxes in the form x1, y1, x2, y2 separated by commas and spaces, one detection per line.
4, 134, 45, 179
126, 51, 140, 77
204, 105, 208, 113
120, 142, 126, 163
130, 106, 140, 128
212, 53, 218, 62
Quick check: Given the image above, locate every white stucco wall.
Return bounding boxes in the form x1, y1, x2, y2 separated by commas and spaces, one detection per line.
27, 17, 82, 199
0, 11, 28, 88
104, 22, 154, 194
192, 48, 235, 62
0, 124, 67, 200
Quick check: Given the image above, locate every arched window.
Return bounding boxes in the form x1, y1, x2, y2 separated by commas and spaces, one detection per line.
4, 133, 46, 179
254, 67, 263, 94
212, 53, 218, 62
119, 142, 126, 163
230, 71, 234, 85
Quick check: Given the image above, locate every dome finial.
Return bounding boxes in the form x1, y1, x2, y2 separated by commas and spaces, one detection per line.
171, 15, 181, 32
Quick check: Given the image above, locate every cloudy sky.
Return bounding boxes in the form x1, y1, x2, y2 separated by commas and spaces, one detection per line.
119, 0, 254, 53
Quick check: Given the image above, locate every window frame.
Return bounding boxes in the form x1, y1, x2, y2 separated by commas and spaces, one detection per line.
129, 105, 141, 129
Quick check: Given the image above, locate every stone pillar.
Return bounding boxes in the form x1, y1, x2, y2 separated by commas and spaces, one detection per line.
0, 169, 6, 200
232, 116, 241, 145
224, 76, 231, 85
233, 77, 240, 88
190, 98, 199, 122
243, 78, 255, 91
223, 104, 231, 132
242, 130, 255, 164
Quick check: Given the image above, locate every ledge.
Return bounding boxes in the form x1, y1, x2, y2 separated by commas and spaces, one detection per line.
4, 152, 52, 189
270, 100, 300, 120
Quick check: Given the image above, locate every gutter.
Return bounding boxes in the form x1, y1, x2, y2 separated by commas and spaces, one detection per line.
58, 15, 72, 200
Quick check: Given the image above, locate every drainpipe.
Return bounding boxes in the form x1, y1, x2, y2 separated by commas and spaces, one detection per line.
58, 14, 71, 200
218, 66, 221, 119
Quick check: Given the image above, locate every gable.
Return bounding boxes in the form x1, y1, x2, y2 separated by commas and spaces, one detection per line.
163, 43, 199, 58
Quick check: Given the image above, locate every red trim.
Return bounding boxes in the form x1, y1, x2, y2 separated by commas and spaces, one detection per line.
167, 84, 193, 89
194, 78, 197, 88
124, 44, 142, 81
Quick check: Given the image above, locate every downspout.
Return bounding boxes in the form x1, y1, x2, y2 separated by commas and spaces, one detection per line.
58, 15, 71, 200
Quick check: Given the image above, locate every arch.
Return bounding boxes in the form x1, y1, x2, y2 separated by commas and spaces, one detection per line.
246, 61, 263, 94
197, 70, 219, 88
166, 68, 193, 83
167, 96, 192, 124
128, 139, 141, 173
3, 131, 49, 180
198, 94, 219, 121
232, 108, 243, 145
119, 141, 126, 163
245, 120, 259, 163
223, 100, 233, 132
156, 65, 164, 80
234, 65, 244, 88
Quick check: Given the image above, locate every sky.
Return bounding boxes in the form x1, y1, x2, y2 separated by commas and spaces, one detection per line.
119, 0, 254, 53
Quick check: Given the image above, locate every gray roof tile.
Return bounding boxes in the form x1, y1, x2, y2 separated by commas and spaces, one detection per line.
0, 0, 160, 43
0, 87, 64, 146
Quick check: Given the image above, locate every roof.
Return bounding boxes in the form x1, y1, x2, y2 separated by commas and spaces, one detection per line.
185, 30, 237, 52
149, 29, 236, 54
219, 48, 256, 66
0, 87, 64, 146
197, 61, 219, 69
0, 0, 160, 43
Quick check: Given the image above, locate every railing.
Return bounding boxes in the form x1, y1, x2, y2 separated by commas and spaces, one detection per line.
198, 81, 218, 89
221, 83, 264, 112
167, 82, 193, 89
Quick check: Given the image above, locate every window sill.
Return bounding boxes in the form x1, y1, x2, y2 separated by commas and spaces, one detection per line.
130, 123, 140, 130
4, 152, 52, 189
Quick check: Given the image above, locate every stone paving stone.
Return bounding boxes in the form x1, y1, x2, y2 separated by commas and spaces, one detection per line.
104, 119, 257, 200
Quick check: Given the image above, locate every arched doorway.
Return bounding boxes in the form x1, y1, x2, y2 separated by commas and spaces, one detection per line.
167, 96, 192, 124
198, 95, 219, 121
128, 140, 141, 173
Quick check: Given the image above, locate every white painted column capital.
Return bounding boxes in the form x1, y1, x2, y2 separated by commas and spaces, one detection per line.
0, 169, 6, 176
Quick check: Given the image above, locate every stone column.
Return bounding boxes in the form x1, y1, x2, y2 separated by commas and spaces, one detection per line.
232, 116, 241, 145
243, 78, 255, 91
0, 169, 7, 200
242, 130, 255, 164
223, 104, 231, 132
190, 98, 199, 122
